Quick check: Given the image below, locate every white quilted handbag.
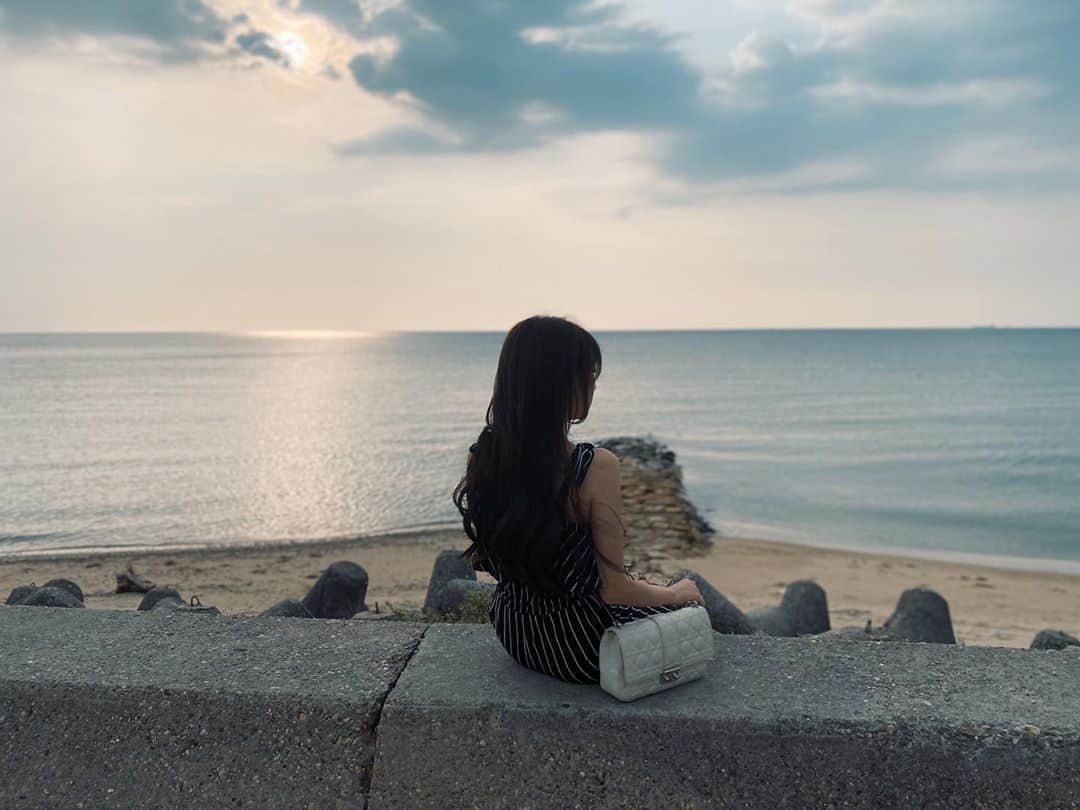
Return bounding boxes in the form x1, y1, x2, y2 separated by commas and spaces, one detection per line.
599, 603, 715, 702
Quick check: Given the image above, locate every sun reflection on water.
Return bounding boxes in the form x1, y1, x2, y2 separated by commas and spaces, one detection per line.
237, 330, 380, 340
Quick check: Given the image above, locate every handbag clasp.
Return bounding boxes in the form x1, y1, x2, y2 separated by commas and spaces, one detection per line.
660, 666, 681, 683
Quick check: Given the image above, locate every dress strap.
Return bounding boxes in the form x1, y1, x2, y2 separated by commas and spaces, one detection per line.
572, 442, 596, 487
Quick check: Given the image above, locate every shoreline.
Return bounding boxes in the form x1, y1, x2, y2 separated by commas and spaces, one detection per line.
709, 532, 1080, 577
2, 526, 1078, 649
5, 522, 1080, 578
0, 522, 466, 564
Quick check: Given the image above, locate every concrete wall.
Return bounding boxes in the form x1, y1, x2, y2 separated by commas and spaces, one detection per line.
0, 608, 426, 808
3, 608, 1079, 809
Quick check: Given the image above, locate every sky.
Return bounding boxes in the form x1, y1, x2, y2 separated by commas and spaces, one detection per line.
2, 0, 1079, 332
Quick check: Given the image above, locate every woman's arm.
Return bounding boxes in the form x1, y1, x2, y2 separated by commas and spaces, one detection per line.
582, 448, 681, 607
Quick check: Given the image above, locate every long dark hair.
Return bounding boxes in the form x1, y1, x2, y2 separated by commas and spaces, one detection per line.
453, 315, 622, 596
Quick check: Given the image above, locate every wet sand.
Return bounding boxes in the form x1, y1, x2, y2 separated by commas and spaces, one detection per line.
2, 528, 1078, 648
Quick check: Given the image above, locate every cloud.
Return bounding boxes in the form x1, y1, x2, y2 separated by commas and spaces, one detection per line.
335, 1, 701, 153
0, 0, 230, 61
0, 0, 296, 67
334, 126, 464, 155
317, 0, 1080, 191
5, 0, 1078, 191
235, 29, 290, 66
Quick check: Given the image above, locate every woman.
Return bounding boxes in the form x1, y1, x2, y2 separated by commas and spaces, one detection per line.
453, 315, 705, 684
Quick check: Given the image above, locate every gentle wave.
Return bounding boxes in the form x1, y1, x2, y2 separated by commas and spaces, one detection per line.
1, 329, 1078, 563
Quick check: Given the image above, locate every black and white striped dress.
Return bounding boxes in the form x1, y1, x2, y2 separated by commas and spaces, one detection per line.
476, 442, 684, 685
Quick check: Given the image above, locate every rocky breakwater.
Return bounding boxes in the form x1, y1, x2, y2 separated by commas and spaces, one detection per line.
596, 436, 714, 570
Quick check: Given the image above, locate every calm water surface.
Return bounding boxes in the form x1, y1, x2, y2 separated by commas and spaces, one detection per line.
1, 330, 1078, 566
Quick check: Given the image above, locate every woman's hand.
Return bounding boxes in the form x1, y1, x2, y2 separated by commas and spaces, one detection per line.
669, 577, 705, 607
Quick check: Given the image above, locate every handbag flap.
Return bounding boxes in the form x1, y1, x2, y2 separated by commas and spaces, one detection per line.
604, 606, 714, 686
651, 606, 714, 670
604, 616, 664, 684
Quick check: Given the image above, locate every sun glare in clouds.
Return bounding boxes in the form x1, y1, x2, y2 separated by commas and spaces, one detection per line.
276, 31, 309, 68
246, 17, 348, 102
213, 0, 354, 84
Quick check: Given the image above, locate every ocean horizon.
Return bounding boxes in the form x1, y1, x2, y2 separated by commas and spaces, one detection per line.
2, 329, 1078, 569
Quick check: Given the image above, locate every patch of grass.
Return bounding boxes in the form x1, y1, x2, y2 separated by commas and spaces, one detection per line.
454, 588, 494, 623
381, 588, 493, 624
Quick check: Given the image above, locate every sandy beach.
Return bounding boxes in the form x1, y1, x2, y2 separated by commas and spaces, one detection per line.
3, 528, 1077, 649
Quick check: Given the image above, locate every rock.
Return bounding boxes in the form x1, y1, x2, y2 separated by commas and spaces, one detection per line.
138, 587, 183, 611
154, 595, 220, 615
20, 586, 85, 609
150, 596, 186, 611
780, 581, 830, 636
600, 434, 717, 557
596, 436, 715, 553
1030, 629, 1080, 651
667, 569, 756, 635
301, 561, 369, 619
883, 588, 956, 644
431, 579, 495, 617
5, 585, 37, 605
41, 579, 84, 604
747, 606, 797, 637
115, 565, 155, 594
259, 598, 313, 619
422, 550, 476, 615
746, 581, 830, 637
596, 436, 676, 469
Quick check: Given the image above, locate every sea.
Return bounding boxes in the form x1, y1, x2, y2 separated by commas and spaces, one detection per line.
1, 330, 1078, 570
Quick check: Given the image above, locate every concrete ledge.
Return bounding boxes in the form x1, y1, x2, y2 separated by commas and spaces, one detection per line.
0, 608, 426, 808
3, 609, 1080, 808
369, 625, 1080, 809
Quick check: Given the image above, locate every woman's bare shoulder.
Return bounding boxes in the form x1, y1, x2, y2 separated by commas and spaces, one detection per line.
589, 446, 619, 467
580, 446, 619, 490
